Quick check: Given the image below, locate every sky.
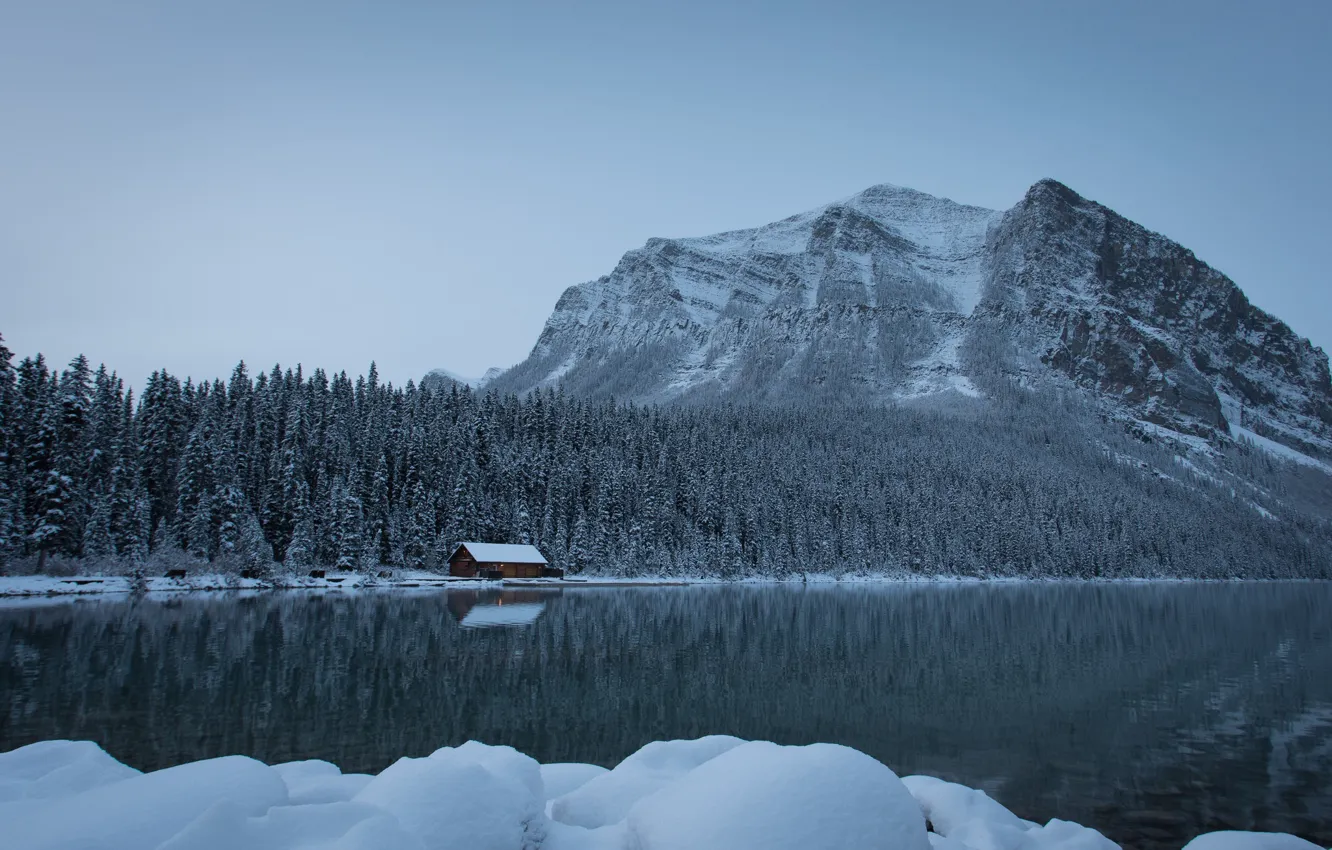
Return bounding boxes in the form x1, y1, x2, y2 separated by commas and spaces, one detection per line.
3, 0, 1330, 389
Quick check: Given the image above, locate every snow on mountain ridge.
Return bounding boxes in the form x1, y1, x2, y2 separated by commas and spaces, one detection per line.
495, 183, 1001, 404
489, 178, 1332, 464
984, 178, 1332, 459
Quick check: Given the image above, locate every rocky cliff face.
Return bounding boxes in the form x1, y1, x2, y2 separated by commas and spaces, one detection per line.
490, 180, 1332, 461
984, 179, 1332, 457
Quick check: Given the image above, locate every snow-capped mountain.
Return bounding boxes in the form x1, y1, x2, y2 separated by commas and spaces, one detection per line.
421, 366, 505, 390
490, 179, 1332, 462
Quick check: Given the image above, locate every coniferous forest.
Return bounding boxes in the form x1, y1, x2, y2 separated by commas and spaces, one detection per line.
1, 333, 1328, 579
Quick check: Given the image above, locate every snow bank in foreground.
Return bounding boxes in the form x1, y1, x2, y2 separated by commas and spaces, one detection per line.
622, 741, 928, 850
1183, 833, 1326, 850
0, 738, 1324, 850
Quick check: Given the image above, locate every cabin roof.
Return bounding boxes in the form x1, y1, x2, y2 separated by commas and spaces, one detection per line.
451, 542, 549, 565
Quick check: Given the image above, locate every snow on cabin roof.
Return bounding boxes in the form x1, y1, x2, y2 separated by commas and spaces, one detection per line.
452, 542, 549, 565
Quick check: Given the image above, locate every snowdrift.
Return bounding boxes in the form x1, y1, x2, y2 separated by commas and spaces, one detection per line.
0, 737, 1324, 850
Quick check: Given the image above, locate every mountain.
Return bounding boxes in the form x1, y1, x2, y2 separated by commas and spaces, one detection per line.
421, 366, 505, 390
490, 180, 1332, 465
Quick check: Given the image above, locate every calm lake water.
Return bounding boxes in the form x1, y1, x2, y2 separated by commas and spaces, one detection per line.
2, 583, 1329, 848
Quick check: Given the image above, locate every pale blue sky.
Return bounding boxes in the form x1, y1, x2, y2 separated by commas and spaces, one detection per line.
3, 0, 1330, 387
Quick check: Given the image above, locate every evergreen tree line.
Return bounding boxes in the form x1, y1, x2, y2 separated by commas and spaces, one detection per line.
0, 333, 1327, 578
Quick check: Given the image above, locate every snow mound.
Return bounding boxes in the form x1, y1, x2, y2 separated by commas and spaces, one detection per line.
905, 775, 1118, 850
353, 741, 545, 850
624, 740, 931, 850
156, 800, 423, 850
540, 762, 609, 800
543, 820, 632, 850
549, 734, 745, 829
430, 740, 545, 800
1183, 832, 1327, 850
0, 739, 140, 803
904, 774, 1036, 835
13, 737, 1310, 850
1021, 818, 1122, 850
8, 754, 288, 850
273, 759, 373, 805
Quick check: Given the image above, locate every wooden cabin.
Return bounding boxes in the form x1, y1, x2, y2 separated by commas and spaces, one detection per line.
448, 542, 550, 579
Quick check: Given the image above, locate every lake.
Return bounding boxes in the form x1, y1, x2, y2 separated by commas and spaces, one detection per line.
1, 583, 1329, 848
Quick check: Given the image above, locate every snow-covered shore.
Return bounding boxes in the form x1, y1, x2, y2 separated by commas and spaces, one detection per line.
3, 572, 1303, 598
0, 572, 705, 598
1, 737, 1324, 850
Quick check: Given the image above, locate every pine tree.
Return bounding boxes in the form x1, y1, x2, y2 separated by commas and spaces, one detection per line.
400, 479, 431, 569
175, 416, 218, 558
26, 391, 76, 567
215, 483, 247, 561
285, 498, 316, 569
138, 370, 185, 543
333, 477, 364, 571
31, 468, 74, 571
0, 334, 15, 565
369, 453, 392, 565
237, 504, 274, 575
82, 492, 115, 561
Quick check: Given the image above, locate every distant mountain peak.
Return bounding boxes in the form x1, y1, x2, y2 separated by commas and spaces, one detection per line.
487, 180, 1332, 465
422, 366, 507, 391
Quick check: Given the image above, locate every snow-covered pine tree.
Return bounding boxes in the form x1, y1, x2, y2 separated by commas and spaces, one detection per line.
0, 334, 15, 565
174, 413, 218, 559
82, 492, 115, 562
369, 452, 392, 565
137, 370, 185, 546
285, 497, 316, 570
333, 475, 364, 571
0, 338, 1327, 580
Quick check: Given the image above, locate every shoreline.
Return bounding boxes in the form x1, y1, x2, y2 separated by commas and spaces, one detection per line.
0, 572, 1326, 599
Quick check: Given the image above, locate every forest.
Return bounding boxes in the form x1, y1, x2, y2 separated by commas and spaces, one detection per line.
1, 333, 1328, 579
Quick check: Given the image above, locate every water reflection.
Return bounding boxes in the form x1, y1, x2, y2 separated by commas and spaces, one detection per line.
448, 589, 554, 630
0, 583, 1329, 849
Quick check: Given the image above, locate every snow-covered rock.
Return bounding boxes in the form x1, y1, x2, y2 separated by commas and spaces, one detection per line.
623, 740, 931, 850
1182, 832, 1327, 850
549, 734, 745, 829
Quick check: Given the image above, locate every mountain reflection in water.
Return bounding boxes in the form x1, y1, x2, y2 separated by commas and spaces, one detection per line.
1, 583, 1329, 850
